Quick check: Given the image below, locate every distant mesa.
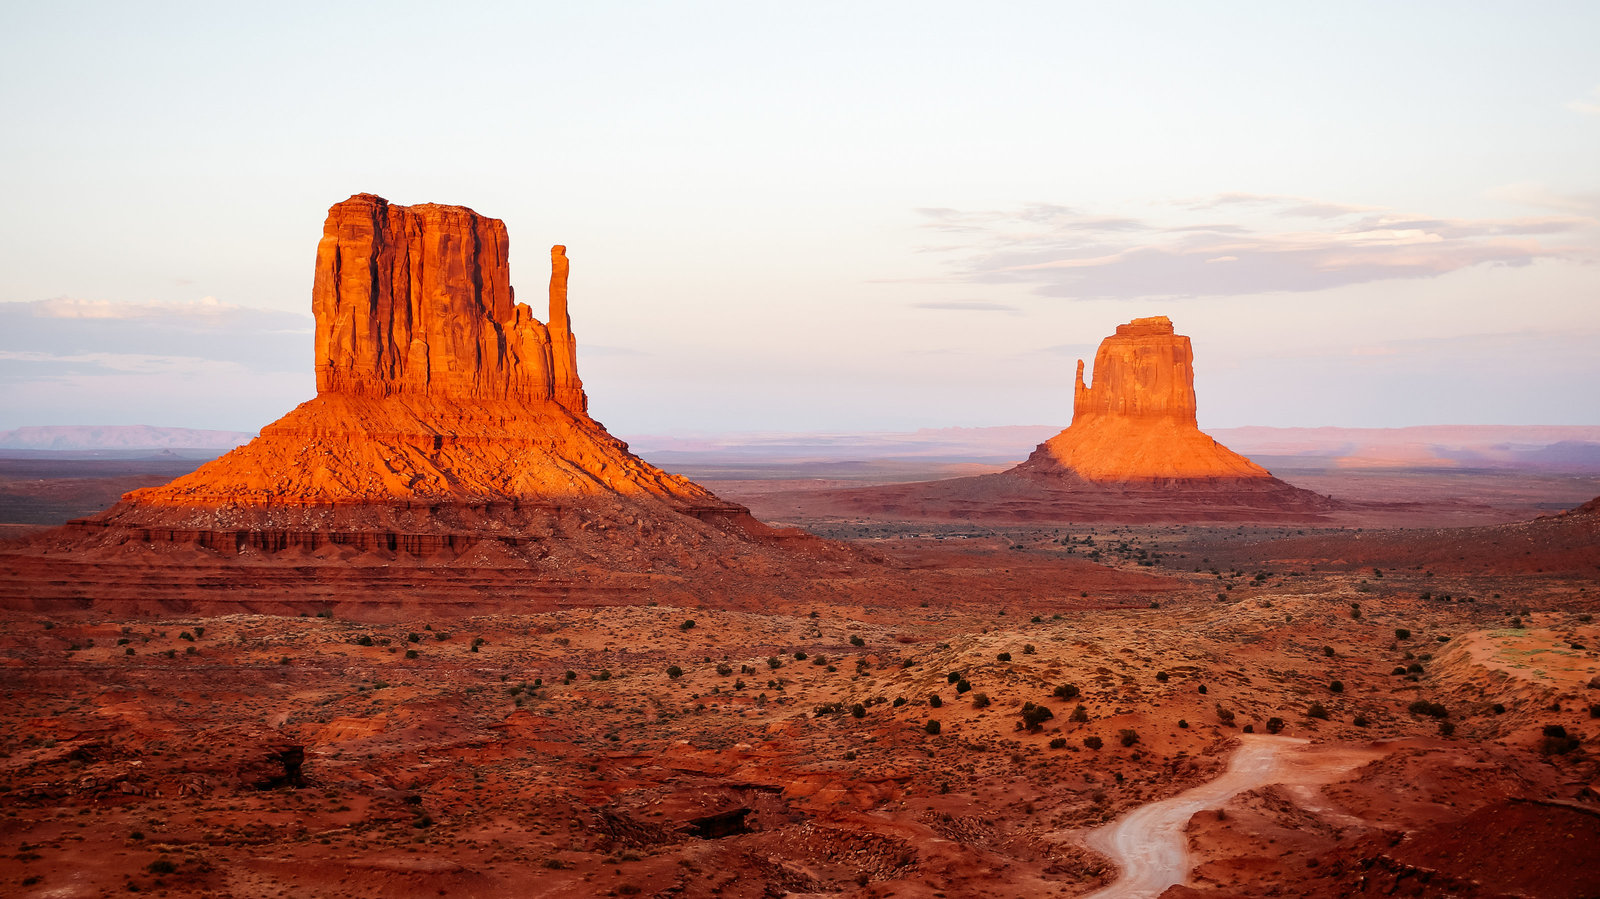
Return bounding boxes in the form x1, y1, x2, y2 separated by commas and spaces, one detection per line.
1015, 316, 1270, 482
753, 316, 1337, 524
19, 194, 819, 588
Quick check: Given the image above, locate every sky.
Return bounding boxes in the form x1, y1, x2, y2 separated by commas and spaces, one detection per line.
2, 1, 1597, 436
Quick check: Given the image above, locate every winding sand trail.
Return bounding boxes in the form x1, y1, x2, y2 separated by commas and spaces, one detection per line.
1080, 735, 1385, 899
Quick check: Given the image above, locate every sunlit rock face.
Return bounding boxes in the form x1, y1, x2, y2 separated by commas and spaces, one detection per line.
313, 194, 586, 412
51, 195, 799, 562
1019, 316, 1270, 482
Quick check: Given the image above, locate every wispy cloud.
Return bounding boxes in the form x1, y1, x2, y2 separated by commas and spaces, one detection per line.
917, 193, 1596, 300
912, 301, 1020, 313
1567, 85, 1600, 116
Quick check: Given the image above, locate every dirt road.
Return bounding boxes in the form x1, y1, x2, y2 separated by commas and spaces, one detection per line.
1080, 735, 1383, 899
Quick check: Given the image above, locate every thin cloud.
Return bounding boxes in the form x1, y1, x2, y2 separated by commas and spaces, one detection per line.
921, 193, 1597, 300
1567, 85, 1600, 116
913, 301, 1020, 313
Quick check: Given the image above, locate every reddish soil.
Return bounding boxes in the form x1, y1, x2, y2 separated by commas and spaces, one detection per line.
3, 522, 1596, 897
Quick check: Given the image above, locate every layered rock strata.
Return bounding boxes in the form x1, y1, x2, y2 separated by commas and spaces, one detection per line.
43, 195, 800, 567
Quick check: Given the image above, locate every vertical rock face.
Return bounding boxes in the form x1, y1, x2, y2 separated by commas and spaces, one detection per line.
312, 193, 585, 412
1020, 316, 1270, 482
1072, 316, 1198, 425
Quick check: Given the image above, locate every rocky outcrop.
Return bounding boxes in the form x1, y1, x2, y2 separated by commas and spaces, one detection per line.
1071, 316, 1198, 424
1020, 316, 1272, 482
30, 194, 821, 569
313, 194, 585, 410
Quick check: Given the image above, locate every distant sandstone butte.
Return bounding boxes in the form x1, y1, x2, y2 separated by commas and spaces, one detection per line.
42, 194, 811, 574
1016, 315, 1270, 482
747, 315, 1337, 523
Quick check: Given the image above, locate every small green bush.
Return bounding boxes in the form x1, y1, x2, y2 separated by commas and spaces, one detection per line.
1054, 683, 1080, 700
1408, 700, 1448, 719
666, 665, 683, 679
924, 720, 941, 735
1083, 735, 1103, 750
1020, 702, 1053, 730
1118, 728, 1140, 747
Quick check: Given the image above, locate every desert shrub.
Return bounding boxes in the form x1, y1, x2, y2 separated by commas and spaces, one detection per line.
563, 670, 577, 682
179, 631, 194, 642
1069, 704, 1089, 723
1198, 684, 1208, 694
1539, 724, 1580, 755
850, 703, 866, 719
1018, 702, 1052, 728
849, 635, 865, 647
407, 632, 421, 643
1054, 683, 1080, 700
1307, 702, 1329, 719
1323, 646, 1335, 657
1408, 700, 1448, 719
434, 631, 449, 641
1242, 724, 1254, 733
1265, 717, 1285, 734
1023, 644, 1036, 655
1117, 728, 1140, 747
767, 657, 781, 670
666, 665, 683, 679
892, 697, 906, 708
1178, 719, 1189, 728
1049, 736, 1067, 749
996, 651, 1012, 662
955, 679, 972, 694
1395, 628, 1411, 640
1350, 603, 1361, 619
356, 635, 374, 647
812, 655, 828, 666
1438, 720, 1455, 736
1155, 671, 1169, 682
972, 693, 991, 709
715, 662, 733, 676
1353, 714, 1370, 727
146, 858, 177, 875
1391, 666, 1408, 676
793, 651, 807, 660
1407, 662, 1424, 673
947, 671, 962, 684
1215, 704, 1235, 725
928, 694, 943, 708
1492, 703, 1506, 714
1589, 704, 1600, 719
1083, 735, 1103, 750
924, 720, 941, 735
404, 649, 419, 660
679, 619, 696, 631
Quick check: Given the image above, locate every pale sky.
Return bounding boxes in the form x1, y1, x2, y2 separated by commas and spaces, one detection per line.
2, 1, 1596, 435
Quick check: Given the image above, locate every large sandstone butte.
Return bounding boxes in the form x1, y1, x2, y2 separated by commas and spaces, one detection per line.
11, 195, 833, 610
749, 316, 1337, 523
1014, 316, 1271, 482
